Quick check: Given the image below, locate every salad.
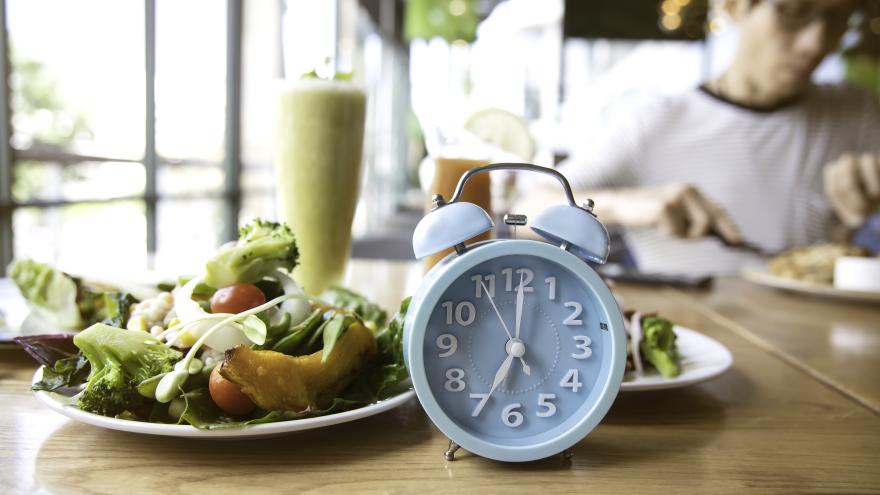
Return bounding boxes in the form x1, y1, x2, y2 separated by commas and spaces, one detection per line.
623, 311, 680, 379
9, 258, 138, 331
15, 219, 410, 429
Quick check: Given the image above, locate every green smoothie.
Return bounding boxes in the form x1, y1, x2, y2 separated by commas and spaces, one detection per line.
274, 79, 366, 295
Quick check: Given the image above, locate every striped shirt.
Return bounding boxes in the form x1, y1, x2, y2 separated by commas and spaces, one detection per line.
558, 84, 880, 275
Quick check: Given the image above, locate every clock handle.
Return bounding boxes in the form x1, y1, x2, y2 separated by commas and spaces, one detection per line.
448, 162, 581, 209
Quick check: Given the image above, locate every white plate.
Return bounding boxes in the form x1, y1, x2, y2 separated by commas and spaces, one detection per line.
620, 326, 733, 392
741, 268, 880, 304
32, 368, 415, 439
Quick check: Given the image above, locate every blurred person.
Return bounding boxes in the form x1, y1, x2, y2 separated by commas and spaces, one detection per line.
519, 0, 880, 275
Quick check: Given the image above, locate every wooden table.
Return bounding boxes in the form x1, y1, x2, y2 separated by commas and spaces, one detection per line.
1, 261, 878, 494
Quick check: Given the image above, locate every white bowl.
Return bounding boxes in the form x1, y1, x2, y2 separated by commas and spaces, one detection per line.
834, 256, 880, 292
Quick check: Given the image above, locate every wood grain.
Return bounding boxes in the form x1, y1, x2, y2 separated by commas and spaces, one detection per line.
684, 277, 880, 412
0, 264, 878, 494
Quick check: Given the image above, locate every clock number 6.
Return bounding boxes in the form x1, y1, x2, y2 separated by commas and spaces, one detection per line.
502, 403, 524, 427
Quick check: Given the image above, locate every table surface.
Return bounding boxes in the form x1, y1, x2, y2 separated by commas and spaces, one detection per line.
1, 260, 878, 494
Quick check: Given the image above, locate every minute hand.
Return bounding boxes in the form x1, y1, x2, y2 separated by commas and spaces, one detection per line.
481, 280, 531, 376
513, 274, 530, 376
515, 273, 524, 340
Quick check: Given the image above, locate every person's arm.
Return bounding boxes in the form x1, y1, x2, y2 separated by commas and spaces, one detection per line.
514, 183, 742, 242
823, 90, 880, 228
516, 98, 742, 243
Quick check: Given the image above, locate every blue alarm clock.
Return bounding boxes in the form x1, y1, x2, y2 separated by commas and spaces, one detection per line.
404, 163, 627, 463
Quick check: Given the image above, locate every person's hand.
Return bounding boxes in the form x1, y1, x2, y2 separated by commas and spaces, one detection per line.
512, 182, 742, 243
824, 153, 880, 228
643, 183, 742, 243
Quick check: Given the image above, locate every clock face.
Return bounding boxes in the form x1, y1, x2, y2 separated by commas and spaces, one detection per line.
422, 253, 612, 447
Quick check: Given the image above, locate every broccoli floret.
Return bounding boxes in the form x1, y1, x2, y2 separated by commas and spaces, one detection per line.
640, 316, 680, 378
74, 323, 182, 417
204, 218, 299, 289
77, 365, 145, 417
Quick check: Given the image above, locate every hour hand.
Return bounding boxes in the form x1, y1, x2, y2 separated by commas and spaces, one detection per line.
489, 353, 515, 397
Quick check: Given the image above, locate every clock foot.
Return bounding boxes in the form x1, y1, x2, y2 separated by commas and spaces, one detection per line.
562, 450, 574, 462
444, 440, 461, 461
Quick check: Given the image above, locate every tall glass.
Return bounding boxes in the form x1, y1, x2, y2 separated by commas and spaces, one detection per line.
423, 155, 492, 271
274, 79, 366, 294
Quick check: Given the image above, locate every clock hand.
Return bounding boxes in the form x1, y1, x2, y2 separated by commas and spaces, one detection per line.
513, 273, 531, 376
481, 280, 531, 375
481, 280, 513, 341
514, 271, 524, 340
489, 353, 515, 397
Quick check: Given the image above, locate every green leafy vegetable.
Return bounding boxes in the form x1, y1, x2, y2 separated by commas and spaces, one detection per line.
74, 323, 182, 417
241, 315, 267, 345
175, 276, 217, 297
321, 314, 355, 363
640, 316, 679, 378
268, 308, 322, 355
14, 334, 79, 368
32, 354, 90, 392
320, 286, 388, 330
101, 292, 138, 328
341, 297, 410, 404
171, 297, 412, 429
9, 259, 83, 329
204, 218, 299, 289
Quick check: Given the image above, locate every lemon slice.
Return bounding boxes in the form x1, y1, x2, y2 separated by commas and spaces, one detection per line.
463, 108, 535, 161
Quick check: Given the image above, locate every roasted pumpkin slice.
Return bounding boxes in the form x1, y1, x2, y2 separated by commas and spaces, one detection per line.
219, 322, 377, 411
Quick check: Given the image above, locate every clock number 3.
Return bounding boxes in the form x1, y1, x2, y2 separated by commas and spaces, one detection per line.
572, 336, 592, 359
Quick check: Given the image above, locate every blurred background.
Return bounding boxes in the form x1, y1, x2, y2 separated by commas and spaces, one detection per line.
0, 0, 878, 278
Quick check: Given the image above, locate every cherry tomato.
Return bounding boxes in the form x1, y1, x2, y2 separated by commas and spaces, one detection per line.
210, 283, 266, 314
209, 365, 256, 416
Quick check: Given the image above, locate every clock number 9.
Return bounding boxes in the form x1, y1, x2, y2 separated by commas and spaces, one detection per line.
436, 334, 458, 357
442, 301, 476, 326
444, 368, 466, 392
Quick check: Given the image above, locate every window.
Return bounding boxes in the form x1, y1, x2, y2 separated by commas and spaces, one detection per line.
0, 0, 413, 277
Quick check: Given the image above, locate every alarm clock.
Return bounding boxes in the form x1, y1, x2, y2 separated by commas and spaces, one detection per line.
403, 163, 626, 463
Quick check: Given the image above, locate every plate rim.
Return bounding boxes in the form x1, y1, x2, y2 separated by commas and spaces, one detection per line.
620, 326, 733, 392
32, 369, 415, 438
740, 267, 880, 303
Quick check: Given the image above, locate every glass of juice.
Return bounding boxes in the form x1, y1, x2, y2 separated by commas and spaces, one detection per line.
274, 79, 366, 294
423, 153, 492, 271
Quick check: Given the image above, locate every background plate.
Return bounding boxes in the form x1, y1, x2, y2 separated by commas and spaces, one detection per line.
621, 326, 733, 392
741, 268, 880, 304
